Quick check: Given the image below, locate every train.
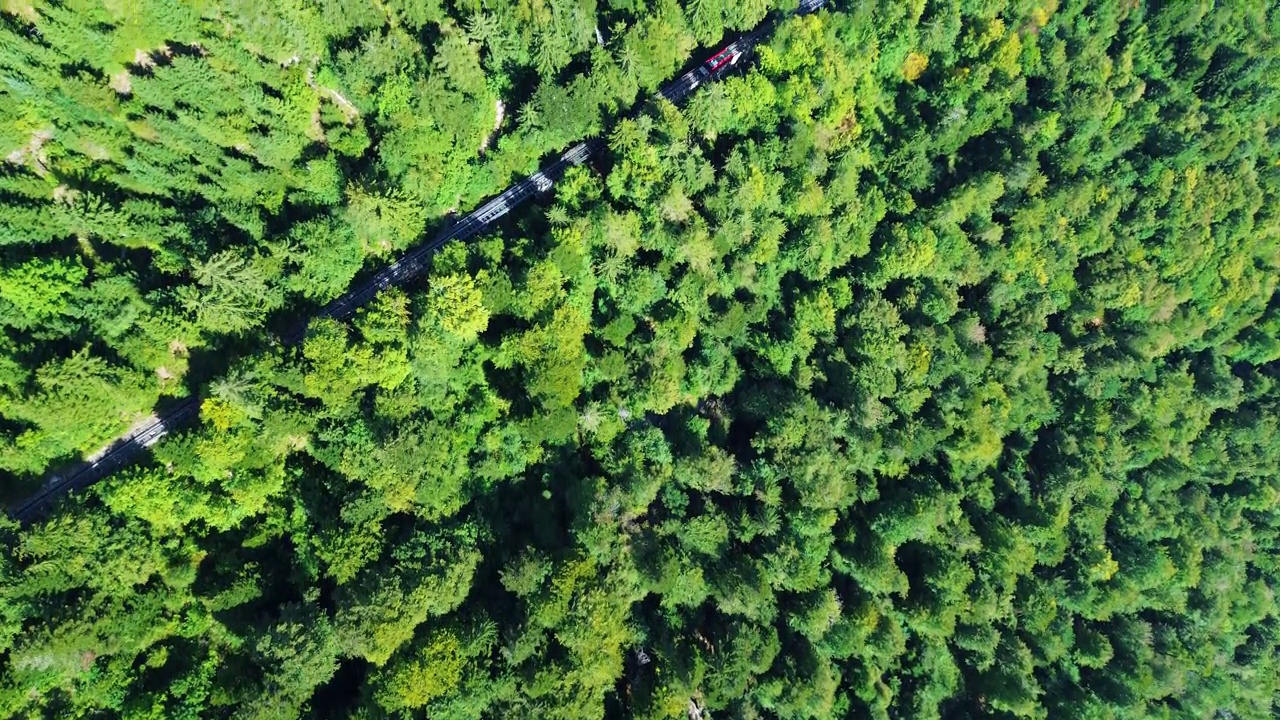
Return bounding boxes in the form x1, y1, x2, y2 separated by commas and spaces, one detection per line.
8, 0, 829, 523
656, 0, 826, 105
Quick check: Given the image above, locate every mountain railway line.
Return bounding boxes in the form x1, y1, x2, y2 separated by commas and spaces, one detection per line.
9, 0, 826, 523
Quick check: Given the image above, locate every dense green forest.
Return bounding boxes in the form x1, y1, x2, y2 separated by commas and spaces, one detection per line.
2, 0, 1280, 718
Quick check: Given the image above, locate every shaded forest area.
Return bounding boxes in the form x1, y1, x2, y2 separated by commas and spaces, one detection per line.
2, 1, 1280, 719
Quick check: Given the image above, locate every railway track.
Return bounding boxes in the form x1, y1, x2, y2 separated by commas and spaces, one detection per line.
9, 0, 826, 523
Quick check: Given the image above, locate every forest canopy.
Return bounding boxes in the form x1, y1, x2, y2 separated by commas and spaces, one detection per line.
2, 1, 1280, 719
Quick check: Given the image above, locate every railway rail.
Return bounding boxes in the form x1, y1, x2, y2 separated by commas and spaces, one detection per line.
9, 0, 826, 523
